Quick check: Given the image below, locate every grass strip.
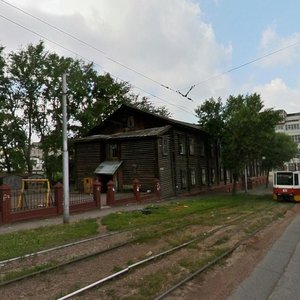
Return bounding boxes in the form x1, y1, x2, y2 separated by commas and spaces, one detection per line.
0, 218, 99, 261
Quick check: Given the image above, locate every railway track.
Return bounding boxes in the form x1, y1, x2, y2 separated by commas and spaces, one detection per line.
0, 202, 287, 299
57, 206, 281, 300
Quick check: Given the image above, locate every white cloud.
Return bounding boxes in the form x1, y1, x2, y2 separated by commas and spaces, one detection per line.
253, 78, 300, 113
1, 0, 232, 122
259, 25, 300, 68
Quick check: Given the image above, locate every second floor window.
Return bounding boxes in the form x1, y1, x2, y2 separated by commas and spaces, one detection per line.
110, 144, 118, 158
189, 137, 195, 155
162, 136, 168, 156
178, 135, 186, 155
200, 141, 205, 156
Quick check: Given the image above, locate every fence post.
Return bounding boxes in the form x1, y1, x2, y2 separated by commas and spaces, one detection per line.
55, 182, 63, 214
154, 178, 161, 198
107, 180, 115, 206
0, 184, 11, 224
133, 178, 141, 203
93, 179, 101, 208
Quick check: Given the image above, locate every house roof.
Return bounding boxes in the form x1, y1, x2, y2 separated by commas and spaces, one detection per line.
87, 104, 204, 136
76, 125, 172, 143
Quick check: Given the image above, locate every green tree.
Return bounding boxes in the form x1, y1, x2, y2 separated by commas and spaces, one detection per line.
195, 97, 224, 141
8, 41, 49, 173
195, 93, 282, 195
261, 132, 298, 186
0, 41, 170, 179
0, 46, 27, 172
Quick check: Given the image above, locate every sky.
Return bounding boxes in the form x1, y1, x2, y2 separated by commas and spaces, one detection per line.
1, 0, 300, 123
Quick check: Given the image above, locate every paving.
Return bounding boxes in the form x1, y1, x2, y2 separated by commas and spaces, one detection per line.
229, 186, 300, 300
0, 202, 152, 234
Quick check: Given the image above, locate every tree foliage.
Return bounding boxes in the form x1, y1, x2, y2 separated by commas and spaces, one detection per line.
195, 93, 295, 194
0, 41, 170, 179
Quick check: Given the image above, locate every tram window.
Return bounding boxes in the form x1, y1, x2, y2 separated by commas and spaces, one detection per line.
294, 174, 299, 185
277, 173, 293, 185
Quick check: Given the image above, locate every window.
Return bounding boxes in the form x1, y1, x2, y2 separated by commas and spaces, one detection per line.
180, 170, 187, 188
220, 167, 224, 181
211, 168, 215, 184
178, 135, 186, 155
201, 168, 206, 185
210, 144, 215, 157
294, 174, 299, 186
277, 172, 293, 185
189, 137, 195, 155
285, 123, 300, 131
127, 116, 134, 128
190, 169, 196, 186
200, 142, 205, 156
110, 144, 118, 158
162, 136, 168, 156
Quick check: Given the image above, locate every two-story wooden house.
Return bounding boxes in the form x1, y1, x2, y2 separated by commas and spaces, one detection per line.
74, 104, 221, 198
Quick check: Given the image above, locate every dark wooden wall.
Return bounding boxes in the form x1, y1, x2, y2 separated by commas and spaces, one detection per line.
120, 138, 158, 191
75, 141, 104, 191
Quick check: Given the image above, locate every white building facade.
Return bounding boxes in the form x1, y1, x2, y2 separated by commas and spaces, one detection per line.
275, 110, 300, 170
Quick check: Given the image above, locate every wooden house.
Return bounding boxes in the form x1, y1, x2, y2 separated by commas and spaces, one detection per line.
74, 104, 221, 198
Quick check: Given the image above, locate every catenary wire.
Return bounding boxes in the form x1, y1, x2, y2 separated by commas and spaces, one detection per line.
0, 0, 181, 97
180, 40, 300, 96
0, 13, 194, 116
2, 0, 300, 102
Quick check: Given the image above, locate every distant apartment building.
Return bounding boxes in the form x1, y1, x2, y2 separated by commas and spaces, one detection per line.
31, 142, 44, 174
275, 110, 300, 170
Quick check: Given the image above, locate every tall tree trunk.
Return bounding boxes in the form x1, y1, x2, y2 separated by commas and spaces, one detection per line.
231, 173, 238, 195
265, 167, 270, 188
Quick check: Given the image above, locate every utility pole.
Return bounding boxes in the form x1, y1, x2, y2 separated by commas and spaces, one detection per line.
62, 73, 69, 223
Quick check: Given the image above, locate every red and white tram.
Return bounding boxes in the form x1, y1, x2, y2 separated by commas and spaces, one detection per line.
273, 171, 300, 202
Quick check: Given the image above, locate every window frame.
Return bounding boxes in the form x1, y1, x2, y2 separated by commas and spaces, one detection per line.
162, 136, 168, 156
178, 135, 186, 155
189, 137, 195, 156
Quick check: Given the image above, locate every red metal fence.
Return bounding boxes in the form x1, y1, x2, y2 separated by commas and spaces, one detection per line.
0, 178, 161, 225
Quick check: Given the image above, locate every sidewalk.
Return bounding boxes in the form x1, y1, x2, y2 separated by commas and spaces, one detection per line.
228, 206, 300, 300
0, 185, 273, 235
0, 202, 151, 235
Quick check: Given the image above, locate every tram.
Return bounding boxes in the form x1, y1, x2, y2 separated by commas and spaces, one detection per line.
273, 171, 300, 202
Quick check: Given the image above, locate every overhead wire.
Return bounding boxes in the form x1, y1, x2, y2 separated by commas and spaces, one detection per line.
0, 0, 182, 98
0, 12, 194, 116
180, 40, 300, 97
7, 0, 300, 103
3, 1, 299, 112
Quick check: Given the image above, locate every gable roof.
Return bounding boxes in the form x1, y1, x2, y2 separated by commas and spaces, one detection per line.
76, 125, 172, 143
87, 104, 205, 136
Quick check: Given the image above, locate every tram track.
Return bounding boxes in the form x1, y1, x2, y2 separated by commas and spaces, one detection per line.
0, 230, 129, 266
0, 201, 239, 268
57, 205, 285, 300
0, 202, 286, 300
0, 201, 260, 276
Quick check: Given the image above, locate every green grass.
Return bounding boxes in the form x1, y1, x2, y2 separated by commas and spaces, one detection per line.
0, 194, 292, 262
101, 194, 280, 232
0, 218, 99, 261
1, 262, 56, 283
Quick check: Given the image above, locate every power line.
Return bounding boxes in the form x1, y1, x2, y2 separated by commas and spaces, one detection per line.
3, 0, 300, 103
0, 13, 194, 117
0, 0, 182, 97
180, 40, 300, 97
